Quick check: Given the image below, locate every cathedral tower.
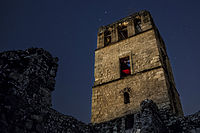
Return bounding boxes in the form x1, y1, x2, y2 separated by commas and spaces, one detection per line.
91, 10, 183, 123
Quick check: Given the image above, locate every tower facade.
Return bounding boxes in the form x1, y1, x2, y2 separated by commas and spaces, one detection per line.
91, 10, 183, 123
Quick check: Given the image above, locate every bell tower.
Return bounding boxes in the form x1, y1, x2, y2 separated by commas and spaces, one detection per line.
91, 10, 183, 123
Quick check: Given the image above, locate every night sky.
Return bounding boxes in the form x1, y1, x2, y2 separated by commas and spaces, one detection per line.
1, 0, 200, 123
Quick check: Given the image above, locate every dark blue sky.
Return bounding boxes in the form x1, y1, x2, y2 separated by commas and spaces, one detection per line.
1, 0, 200, 123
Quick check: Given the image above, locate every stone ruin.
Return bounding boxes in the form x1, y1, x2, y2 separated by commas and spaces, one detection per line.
0, 48, 200, 133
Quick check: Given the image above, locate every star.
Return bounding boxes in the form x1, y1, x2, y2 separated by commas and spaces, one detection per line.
104, 10, 108, 14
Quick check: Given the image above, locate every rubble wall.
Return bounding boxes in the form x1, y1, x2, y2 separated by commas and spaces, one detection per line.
0, 48, 92, 133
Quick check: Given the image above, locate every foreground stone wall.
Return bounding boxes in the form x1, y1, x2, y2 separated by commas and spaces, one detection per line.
0, 48, 199, 133
0, 48, 92, 133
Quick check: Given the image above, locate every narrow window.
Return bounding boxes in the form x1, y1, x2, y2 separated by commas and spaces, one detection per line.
104, 29, 111, 46
134, 18, 142, 33
104, 30, 111, 46
143, 12, 149, 23
124, 92, 130, 104
117, 23, 128, 41
120, 56, 131, 77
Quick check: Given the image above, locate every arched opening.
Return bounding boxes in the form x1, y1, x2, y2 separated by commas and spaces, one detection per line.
134, 18, 142, 34
124, 92, 130, 104
117, 23, 128, 41
104, 29, 111, 46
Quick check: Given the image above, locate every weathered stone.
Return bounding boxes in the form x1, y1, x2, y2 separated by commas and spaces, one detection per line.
25, 120, 33, 129
92, 10, 183, 124
0, 48, 92, 133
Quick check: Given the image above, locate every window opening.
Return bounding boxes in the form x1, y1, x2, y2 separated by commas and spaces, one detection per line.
143, 12, 150, 23
117, 23, 128, 41
120, 56, 131, 77
134, 18, 142, 33
124, 92, 130, 104
104, 29, 111, 46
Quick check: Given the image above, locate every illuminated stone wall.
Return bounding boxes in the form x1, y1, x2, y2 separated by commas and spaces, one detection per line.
92, 10, 183, 123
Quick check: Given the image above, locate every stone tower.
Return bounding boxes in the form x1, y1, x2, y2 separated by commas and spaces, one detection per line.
91, 10, 183, 123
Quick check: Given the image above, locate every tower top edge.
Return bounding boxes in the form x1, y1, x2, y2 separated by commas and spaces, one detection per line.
98, 10, 151, 33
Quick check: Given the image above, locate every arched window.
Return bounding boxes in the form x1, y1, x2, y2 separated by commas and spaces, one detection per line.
124, 92, 130, 104
117, 23, 128, 41
134, 18, 142, 34
104, 29, 111, 46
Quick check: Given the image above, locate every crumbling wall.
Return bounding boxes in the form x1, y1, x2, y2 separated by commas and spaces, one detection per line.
0, 48, 58, 107
92, 99, 200, 133
161, 109, 200, 133
0, 48, 92, 133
